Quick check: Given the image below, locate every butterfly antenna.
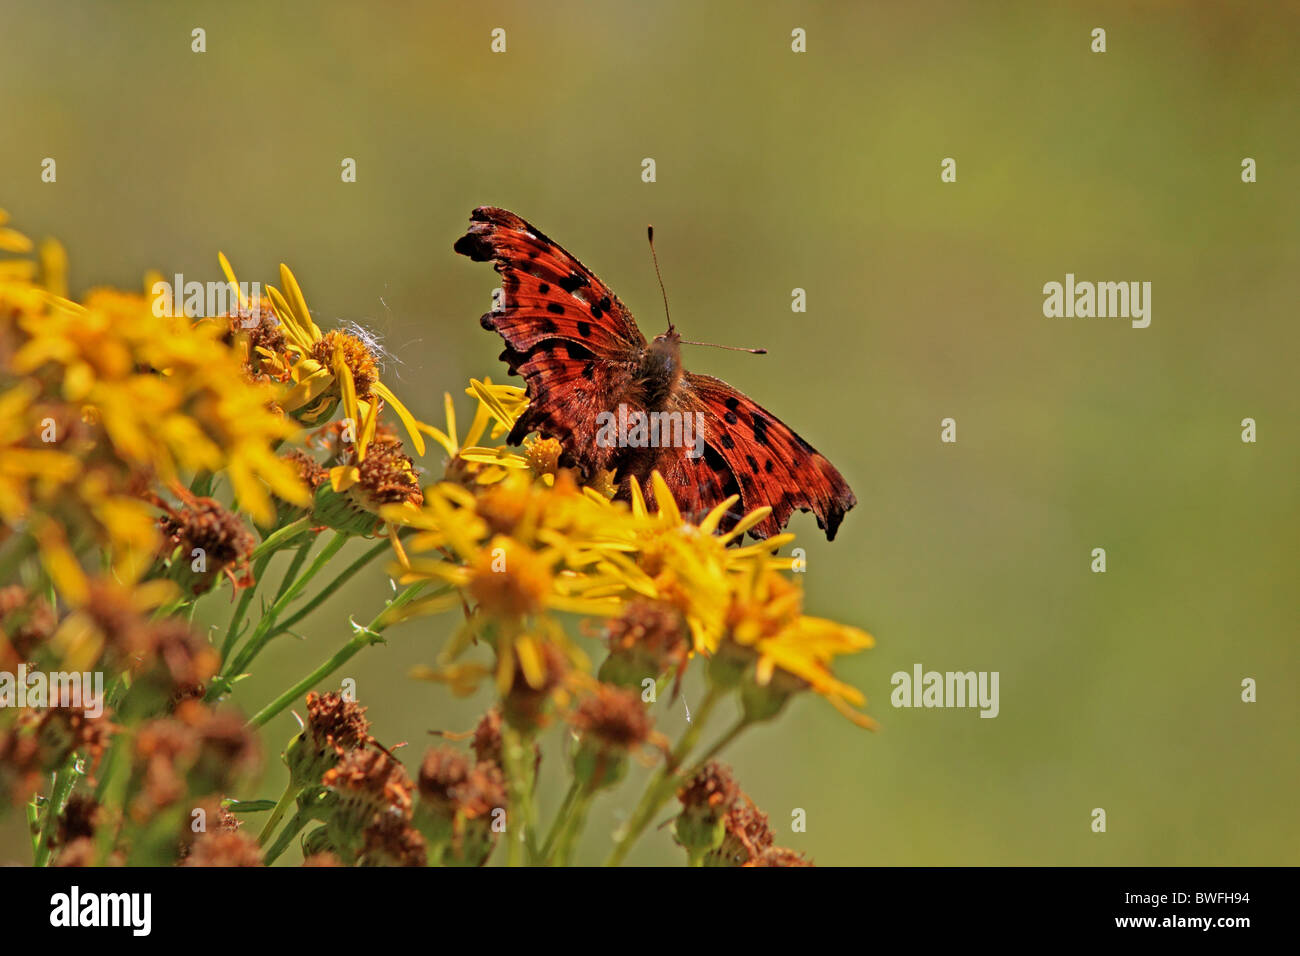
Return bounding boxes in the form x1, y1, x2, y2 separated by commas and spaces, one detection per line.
647, 225, 674, 334
678, 339, 767, 354
648, 226, 764, 352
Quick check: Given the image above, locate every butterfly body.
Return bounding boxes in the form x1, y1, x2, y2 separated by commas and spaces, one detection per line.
455, 207, 856, 541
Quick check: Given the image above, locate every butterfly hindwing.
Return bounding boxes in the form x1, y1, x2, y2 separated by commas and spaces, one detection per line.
680, 373, 856, 540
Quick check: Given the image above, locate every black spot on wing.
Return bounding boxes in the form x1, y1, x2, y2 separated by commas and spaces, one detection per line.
558, 272, 587, 293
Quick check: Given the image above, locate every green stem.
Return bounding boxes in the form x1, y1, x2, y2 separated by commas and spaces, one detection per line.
246, 582, 432, 728
263, 806, 311, 866
221, 552, 271, 662
272, 537, 391, 637
220, 518, 315, 663
258, 779, 298, 846
604, 687, 722, 867
273, 541, 313, 604
500, 725, 536, 866
247, 629, 381, 729
25, 801, 40, 863
554, 789, 596, 867
211, 532, 348, 699
34, 763, 78, 867
541, 779, 582, 863
94, 735, 130, 865
248, 516, 312, 562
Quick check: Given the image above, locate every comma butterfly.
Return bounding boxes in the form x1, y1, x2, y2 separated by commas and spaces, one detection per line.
454, 207, 856, 541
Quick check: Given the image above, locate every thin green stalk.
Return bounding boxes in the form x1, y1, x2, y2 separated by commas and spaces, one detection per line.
248, 629, 382, 729
221, 552, 272, 662
541, 779, 582, 862
273, 540, 313, 604
34, 764, 78, 867
272, 537, 391, 636
604, 687, 722, 867
25, 801, 40, 863
263, 805, 312, 866
499, 725, 538, 866
94, 738, 130, 865
258, 779, 299, 846
554, 789, 596, 867
248, 516, 312, 562
246, 582, 433, 728
212, 532, 348, 699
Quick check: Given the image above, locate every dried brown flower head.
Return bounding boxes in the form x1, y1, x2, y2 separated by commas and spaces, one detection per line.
226, 300, 287, 377
571, 683, 653, 754
674, 762, 742, 863
471, 708, 503, 765
182, 829, 264, 867
353, 430, 423, 508
322, 747, 414, 820
454, 763, 507, 824
707, 796, 774, 866
598, 600, 689, 689
0, 585, 57, 666
748, 846, 814, 867
56, 793, 102, 847
281, 449, 329, 491
132, 619, 221, 711
131, 705, 259, 817
416, 746, 471, 812
155, 489, 256, 595
305, 691, 372, 752
361, 810, 428, 867
0, 707, 114, 802
311, 331, 377, 400
413, 746, 506, 866
677, 762, 740, 816
301, 852, 341, 867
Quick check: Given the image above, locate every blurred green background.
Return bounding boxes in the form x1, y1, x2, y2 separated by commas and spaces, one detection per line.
2, 0, 1296, 865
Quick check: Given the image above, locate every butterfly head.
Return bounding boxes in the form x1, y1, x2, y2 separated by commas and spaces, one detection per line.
647, 327, 683, 371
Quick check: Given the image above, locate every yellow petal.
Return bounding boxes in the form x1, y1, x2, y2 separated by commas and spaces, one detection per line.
332, 348, 359, 428
372, 381, 426, 456
217, 252, 248, 307
649, 471, 681, 524
330, 464, 360, 492
279, 263, 322, 340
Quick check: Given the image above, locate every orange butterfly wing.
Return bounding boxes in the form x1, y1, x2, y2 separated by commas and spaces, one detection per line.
676, 373, 856, 540
454, 206, 644, 470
